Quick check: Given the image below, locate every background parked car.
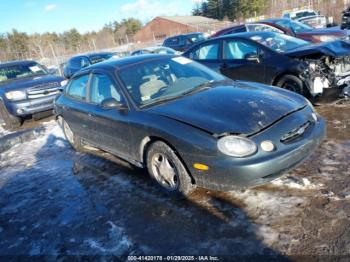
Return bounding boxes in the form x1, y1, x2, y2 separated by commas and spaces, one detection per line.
282, 9, 328, 28
213, 19, 348, 43
0, 60, 65, 129
261, 18, 347, 43
162, 32, 206, 52
55, 55, 325, 195
341, 6, 350, 30
63, 52, 117, 79
183, 32, 350, 100
211, 23, 286, 38
131, 46, 179, 56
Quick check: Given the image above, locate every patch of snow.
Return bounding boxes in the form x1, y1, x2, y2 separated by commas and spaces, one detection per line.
271, 176, 322, 190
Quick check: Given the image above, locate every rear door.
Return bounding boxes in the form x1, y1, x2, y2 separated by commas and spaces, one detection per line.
219, 38, 266, 83
62, 73, 92, 140
85, 70, 131, 159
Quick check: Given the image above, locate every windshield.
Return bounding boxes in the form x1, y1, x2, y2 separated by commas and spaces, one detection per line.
118, 56, 225, 107
89, 53, 114, 64
0, 62, 48, 83
275, 19, 313, 33
249, 32, 309, 53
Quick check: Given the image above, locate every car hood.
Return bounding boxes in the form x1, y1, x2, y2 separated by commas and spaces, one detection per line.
147, 81, 308, 135
0, 74, 64, 93
285, 40, 350, 58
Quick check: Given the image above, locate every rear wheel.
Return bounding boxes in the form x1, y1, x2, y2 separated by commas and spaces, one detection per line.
59, 117, 83, 151
0, 101, 22, 130
146, 141, 195, 196
276, 74, 306, 96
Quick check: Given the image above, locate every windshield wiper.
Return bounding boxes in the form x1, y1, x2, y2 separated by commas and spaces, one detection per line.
140, 80, 214, 108
178, 80, 214, 97
140, 95, 183, 108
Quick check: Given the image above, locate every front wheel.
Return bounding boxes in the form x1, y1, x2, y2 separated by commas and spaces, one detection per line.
276, 74, 307, 96
146, 141, 195, 196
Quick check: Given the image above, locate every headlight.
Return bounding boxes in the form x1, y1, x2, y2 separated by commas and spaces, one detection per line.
5, 90, 26, 101
315, 35, 339, 42
217, 135, 257, 157
60, 80, 68, 87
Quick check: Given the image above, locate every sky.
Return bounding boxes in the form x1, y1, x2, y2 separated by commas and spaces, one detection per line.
0, 0, 202, 34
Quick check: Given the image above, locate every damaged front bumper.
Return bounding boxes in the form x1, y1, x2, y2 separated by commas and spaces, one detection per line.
185, 106, 326, 191
304, 57, 350, 100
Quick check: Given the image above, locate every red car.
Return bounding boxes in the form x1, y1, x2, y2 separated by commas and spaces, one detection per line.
212, 18, 348, 43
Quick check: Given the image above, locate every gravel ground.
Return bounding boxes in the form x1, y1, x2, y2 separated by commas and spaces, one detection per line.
0, 104, 349, 260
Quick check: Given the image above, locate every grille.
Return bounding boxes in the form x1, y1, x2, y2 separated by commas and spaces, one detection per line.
281, 121, 311, 143
27, 82, 60, 99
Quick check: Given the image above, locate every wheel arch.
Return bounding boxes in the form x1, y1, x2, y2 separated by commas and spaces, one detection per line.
272, 71, 302, 87
139, 135, 196, 184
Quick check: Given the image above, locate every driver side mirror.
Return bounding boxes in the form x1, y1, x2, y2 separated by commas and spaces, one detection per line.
245, 53, 260, 63
100, 98, 127, 111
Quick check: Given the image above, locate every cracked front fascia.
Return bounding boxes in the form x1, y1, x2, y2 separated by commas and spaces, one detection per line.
299, 55, 350, 97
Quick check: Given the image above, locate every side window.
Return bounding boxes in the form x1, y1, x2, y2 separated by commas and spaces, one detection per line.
67, 74, 89, 101
89, 74, 123, 104
70, 57, 82, 68
81, 57, 90, 68
190, 42, 219, 60
223, 40, 258, 60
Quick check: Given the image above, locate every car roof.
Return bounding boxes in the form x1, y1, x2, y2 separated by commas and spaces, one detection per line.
70, 51, 113, 59
80, 54, 175, 72
215, 31, 277, 40
0, 60, 37, 68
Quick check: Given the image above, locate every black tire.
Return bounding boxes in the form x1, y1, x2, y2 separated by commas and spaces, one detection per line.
146, 141, 195, 196
276, 74, 307, 96
58, 116, 83, 151
0, 101, 22, 130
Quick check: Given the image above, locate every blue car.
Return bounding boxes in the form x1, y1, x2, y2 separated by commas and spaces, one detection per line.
0, 60, 65, 130
162, 32, 206, 52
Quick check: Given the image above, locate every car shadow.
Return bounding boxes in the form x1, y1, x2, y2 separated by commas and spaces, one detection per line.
0, 133, 290, 260
71, 146, 290, 260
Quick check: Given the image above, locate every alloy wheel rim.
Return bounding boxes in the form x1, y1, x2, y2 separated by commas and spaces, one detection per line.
283, 81, 300, 93
151, 153, 179, 191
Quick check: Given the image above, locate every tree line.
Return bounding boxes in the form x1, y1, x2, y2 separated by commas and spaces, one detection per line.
192, 0, 267, 21
0, 18, 142, 63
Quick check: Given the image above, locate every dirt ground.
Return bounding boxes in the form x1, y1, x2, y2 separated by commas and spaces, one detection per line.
0, 103, 349, 260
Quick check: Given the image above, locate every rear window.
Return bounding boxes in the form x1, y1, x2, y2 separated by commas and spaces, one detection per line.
165, 37, 179, 46
89, 53, 113, 64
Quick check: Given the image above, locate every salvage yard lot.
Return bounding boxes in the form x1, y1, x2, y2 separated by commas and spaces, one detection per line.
0, 103, 349, 258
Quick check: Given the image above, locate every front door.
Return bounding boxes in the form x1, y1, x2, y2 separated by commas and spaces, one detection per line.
220, 39, 266, 83
188, 40, 223, 73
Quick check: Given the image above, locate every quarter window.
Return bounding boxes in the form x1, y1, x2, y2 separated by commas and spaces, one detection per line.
67, 74, 89, 101
223, 40, 258, 60
190, 42, 219, 60
90, 74, 123, 104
